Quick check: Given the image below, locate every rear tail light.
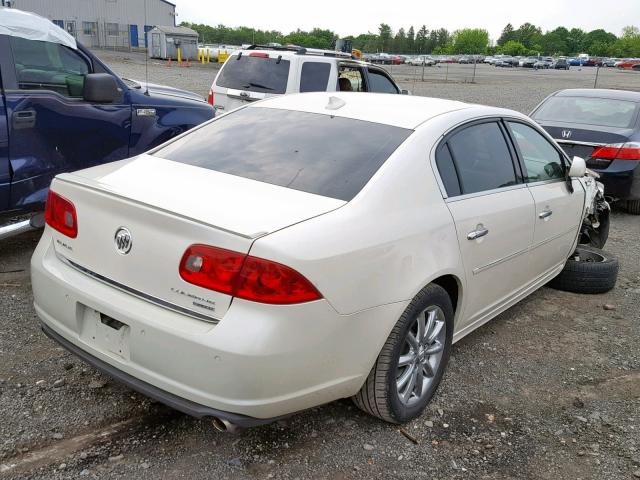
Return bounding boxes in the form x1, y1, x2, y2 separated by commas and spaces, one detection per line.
207, 88, 214, 105
591, 142, 640, 160
179, 244, 322, 304
45, 190, 78, 238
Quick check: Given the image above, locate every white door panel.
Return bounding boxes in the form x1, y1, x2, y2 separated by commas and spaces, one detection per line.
528, 179, 584, 276
447, 187, 535, 327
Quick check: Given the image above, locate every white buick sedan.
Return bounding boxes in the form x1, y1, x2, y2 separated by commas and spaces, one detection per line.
32, 92, 605, 430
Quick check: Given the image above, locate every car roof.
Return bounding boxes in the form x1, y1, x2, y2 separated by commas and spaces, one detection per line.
237, 47, 358, 62
249, 92, 517, 130
554, 89, 640, 102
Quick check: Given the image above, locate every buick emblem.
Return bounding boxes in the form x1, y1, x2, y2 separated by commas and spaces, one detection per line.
561, 130, 572, 139
114, 227, 132, 255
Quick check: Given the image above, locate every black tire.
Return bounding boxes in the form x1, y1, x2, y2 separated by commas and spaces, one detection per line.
548, 245, 618, 294
352, 284, 454, 423
625, 199, 640, 215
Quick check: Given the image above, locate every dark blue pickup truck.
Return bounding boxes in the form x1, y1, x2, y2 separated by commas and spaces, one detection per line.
0, 8, 214, 239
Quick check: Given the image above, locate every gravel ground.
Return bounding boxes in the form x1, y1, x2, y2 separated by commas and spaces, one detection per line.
0, 50, 639, 479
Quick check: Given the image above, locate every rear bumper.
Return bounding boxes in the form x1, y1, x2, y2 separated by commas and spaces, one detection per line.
40, 322, 280, 428
594, 159, 640, 201
31, 229, 405, 419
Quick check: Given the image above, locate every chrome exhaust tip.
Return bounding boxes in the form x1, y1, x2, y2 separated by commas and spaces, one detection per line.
211, 417, 240, 433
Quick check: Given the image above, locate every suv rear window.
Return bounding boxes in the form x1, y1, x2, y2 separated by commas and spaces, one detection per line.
154, 107, 412, 201
533, 96, 638, 129
216, 55, 290, 94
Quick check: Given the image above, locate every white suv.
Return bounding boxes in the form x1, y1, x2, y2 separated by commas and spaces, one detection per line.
207, 45, 406, 112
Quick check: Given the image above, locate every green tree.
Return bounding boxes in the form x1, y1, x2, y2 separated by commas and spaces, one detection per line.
393, 27, 407, 53
416, 25, 428, 53
566, 28, 585, 54
499, 40, 527, 56
451, 28, 489, 53
407, 26, 415, 53
581, 29, 617, 53
497, 23, 516, 46
515, 23, 542, 48
378, 23, 392, 51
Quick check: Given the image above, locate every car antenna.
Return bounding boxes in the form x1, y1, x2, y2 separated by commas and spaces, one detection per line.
143, 0, 150, 96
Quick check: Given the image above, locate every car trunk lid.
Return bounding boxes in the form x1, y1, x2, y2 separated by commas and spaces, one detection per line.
538, 122, 633, 169
49, 154, 344, 321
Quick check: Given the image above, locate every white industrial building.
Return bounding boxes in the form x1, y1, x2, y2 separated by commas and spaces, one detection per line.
1, 0, 178, 49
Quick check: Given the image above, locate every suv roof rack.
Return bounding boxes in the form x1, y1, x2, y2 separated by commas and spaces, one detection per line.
245, 44, 355, 59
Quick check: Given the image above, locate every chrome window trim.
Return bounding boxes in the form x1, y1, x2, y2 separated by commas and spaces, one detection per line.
444, 183, 527, 203
57, 253, 219, 324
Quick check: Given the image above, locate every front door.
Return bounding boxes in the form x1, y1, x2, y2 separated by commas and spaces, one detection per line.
506, 121, 585, 276
434, 120, 535, 328
5, 36, 131, 211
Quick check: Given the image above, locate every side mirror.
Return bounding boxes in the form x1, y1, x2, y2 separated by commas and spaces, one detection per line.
401, 89, 411, 95
83, 73, 120, 103
568, 156, 587, 178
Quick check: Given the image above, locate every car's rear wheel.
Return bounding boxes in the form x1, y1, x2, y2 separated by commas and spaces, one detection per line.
548, 245, 618, 294
352, 284, 453, 423
625, 199, 640, 215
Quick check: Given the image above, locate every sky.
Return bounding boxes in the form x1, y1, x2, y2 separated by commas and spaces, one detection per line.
175, 0, 636, 42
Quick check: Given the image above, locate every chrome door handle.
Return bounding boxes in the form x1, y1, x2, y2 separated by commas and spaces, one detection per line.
467, 227, 489, 240
538, 209, 553, 219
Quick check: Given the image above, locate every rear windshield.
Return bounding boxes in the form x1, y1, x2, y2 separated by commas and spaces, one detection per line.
533, 96, 638, 129
154, 107, 412, 201
215, 55, 290, 94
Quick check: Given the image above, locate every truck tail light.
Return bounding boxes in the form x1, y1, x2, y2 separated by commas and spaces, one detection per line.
591, 142, 640, 161
179, 244, 322, 304
45, 190, 78, 238
207, 88, 214, 105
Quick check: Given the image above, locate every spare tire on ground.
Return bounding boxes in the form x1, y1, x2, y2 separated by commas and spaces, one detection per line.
548, 245, 618, 294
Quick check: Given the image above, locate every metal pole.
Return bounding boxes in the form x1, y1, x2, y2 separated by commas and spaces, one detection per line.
445, 62, 449, 82
422, 58, 425, 82
594, 66, 600, 88
472, 57, 477, 83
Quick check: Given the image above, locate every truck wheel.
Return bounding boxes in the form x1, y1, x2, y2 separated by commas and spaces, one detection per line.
352, 284, 453, 423
548, 246, 618, 294
625, 199, 640, 215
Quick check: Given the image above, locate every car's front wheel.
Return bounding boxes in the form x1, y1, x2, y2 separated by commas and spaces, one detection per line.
353, 284, 454, 423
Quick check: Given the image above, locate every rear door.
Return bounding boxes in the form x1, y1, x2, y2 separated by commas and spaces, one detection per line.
435, 120, 535, 328
506, 120, 584, 276
4, 36, 131, 211
212, 52, 292, 112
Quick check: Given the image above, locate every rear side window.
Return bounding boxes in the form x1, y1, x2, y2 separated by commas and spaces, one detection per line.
300, 62, 331, 93
446, 122, 518, 195
508, 122, 565, 182
216, 55, 290, 94
155, 107, 412, 201
367, 69, 399, 94
10, 37, 89, 97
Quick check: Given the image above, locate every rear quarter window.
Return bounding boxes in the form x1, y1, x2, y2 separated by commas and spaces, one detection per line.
216, 55, 290, 94
154, 107, 412, 201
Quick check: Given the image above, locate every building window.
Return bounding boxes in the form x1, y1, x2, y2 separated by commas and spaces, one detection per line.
106, 23, 119, 36
83, 22, 97, 36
